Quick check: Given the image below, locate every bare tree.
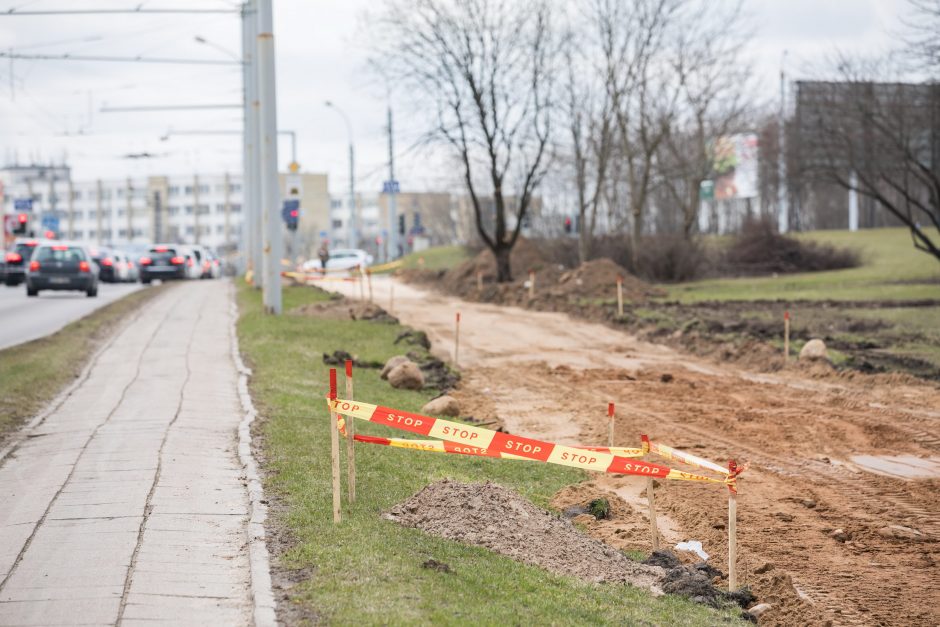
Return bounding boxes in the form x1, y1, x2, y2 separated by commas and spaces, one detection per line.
795, 60, 940, 262
901, 0, 940, 75
657, 1, 753, 239
560, 15, 614, 264
369, 0, 555, 282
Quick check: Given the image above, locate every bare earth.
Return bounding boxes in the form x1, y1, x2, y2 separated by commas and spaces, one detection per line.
332, 275, 940, 627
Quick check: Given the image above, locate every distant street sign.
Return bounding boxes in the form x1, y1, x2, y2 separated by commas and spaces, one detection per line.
699, 180, 715, 201
14, 198, 33, 211
382, 180, 400, 194
41, 215, 60, 232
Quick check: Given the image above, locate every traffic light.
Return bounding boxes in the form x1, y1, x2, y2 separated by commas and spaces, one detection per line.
13, 213, 28, 235
287, 208, 299, 231
398, 214, 405, 236
282, 200, 299, 231
564, 216, 572, 234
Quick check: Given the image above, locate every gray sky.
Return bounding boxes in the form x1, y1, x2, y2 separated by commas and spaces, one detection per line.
0, 0, 911, 195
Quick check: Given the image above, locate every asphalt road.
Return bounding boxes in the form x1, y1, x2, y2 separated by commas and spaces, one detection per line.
0, 281, 144, 350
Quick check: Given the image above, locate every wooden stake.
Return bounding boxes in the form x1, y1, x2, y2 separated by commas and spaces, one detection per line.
728, 491, 738, 590
454, 312, 461, 367
358, 266, 365, 301
616, 276, 624, 318
607, 402, 615, 448
476, 270, 483, 291
528, 270, 535, 299
344, 360, 356, 504
389, 283, 394, 313
784, 310, 790, 362
366, 269, 373, 303
328, 369, 342, 524
728, 459, 739, 590
647, 477, 659, 551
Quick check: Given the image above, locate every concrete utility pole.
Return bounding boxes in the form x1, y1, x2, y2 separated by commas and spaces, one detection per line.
224, 172, 232, 244
387, 106, 398, 260
778, 50, 789, 234
247, 0, 264, 287
257, 0, 282, 314
241, 2, 256, 280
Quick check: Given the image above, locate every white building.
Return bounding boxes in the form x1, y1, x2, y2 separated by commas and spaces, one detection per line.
1, 165, 330, 256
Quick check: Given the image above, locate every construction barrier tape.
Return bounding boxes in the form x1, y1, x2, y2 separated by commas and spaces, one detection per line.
282, 271, 359, 283
368, 259, 404, 273
642, 435, 730, 476
328, 398, 730, 485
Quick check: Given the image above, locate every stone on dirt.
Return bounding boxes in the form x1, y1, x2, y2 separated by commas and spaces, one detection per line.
388, 361, 425, 389
421, 395, 460, 417
876, 525, 925, 541
829, 528, 851, 542
380, 355, 410, 380
747, 603, 773, 619
754, 562, 774, 574
799, 338, 829, 361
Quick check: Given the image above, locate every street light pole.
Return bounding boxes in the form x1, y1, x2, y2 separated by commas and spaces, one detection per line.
325, 101, 355, 249
257, 0, 281, 314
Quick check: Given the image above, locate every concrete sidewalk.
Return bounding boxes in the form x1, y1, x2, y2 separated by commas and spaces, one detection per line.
0, 280, 257, 626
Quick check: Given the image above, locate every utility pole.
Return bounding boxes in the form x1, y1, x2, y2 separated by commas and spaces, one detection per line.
246, 0, 263, 286
224, 172, 232, 245
387, 106, 398, 259
257, 0, 282, 314
778, 50, 789, 234
348, 142, 356, 249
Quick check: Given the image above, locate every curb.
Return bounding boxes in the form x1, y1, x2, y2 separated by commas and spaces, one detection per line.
229, 284, 277, 627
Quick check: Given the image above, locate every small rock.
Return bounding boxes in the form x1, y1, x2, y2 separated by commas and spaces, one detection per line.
747, 603, 773, 619
829, 528, 850, 542
388, 362, 425, 390
380, 355, 410, 379
774, 512, 794, 522
800, 499, 817, 509
660, 373, 674, 383
799, 338, 829, 361
876, 525, 925, 541
754, 562, 774, 574
421, 395, 460, 417
712, 522, 726, 531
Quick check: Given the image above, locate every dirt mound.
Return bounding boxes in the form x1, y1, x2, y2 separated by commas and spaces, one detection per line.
290, 299, 399, 324
555, 259, 665, 302
384, 479, 664, 592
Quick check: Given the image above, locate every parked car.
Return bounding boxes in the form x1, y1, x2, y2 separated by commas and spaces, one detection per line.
138, 244, 190, 283
300, 248, 373, 273
25, 242, 98, 297
5, 238, 43, 286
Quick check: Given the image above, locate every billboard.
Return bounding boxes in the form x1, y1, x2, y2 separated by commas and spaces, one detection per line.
712, 133, 759, 200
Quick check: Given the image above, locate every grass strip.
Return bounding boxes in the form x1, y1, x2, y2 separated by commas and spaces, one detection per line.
0, 284, 169, 444
238, 284, 742, 625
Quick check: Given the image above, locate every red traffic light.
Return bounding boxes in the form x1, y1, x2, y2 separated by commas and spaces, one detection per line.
290, 209, 298, 218
18, 213, 28, 223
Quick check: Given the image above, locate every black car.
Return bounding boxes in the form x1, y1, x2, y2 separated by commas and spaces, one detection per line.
89, 247, 120, 283
138, 244, 188, 283
25, 243, 98, 297
4, 239, 42, 286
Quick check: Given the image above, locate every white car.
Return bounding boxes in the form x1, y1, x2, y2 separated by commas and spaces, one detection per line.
301, 248, 374, 273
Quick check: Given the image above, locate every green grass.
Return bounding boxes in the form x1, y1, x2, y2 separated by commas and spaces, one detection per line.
238, 284, 742, 625
0, 284, 168, 444
395, 245, 471, 272
666, 228, 940, 303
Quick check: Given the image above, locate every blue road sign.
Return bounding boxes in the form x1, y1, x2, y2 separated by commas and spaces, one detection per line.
14, 198, 33, 211
382, 180, 400, 194
41, 215, 59, 232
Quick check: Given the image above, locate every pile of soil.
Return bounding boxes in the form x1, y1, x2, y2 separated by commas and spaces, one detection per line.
554, 259, 664, 302
424, 239, 660, 309
385, 479, 664, 592
290, 299, 399, 324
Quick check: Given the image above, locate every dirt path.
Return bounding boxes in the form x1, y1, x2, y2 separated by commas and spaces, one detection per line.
330, 275, 940, 626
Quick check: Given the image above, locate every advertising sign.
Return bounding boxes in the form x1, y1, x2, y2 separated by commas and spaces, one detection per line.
712, 133, 759, 200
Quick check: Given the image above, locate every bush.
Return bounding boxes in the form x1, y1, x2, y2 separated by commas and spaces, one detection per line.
722, 218, 861, 275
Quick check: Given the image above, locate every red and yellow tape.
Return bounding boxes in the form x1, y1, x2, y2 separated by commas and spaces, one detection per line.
329, 398, 732, 485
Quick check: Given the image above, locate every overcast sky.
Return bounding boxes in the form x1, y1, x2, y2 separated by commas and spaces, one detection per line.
0, 0, 911, 196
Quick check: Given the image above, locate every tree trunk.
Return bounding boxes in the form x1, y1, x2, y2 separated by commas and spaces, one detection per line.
494, 245, 513, 282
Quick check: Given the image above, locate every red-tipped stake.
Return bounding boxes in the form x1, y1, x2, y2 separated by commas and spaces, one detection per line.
607, 402, 615, 448
344, 360, 356, 504
328, 368, 342, 523
727, 459, 739, 590
784, 310, 791, 362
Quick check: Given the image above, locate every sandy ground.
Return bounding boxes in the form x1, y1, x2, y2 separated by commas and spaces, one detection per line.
329, 275, 940, 626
